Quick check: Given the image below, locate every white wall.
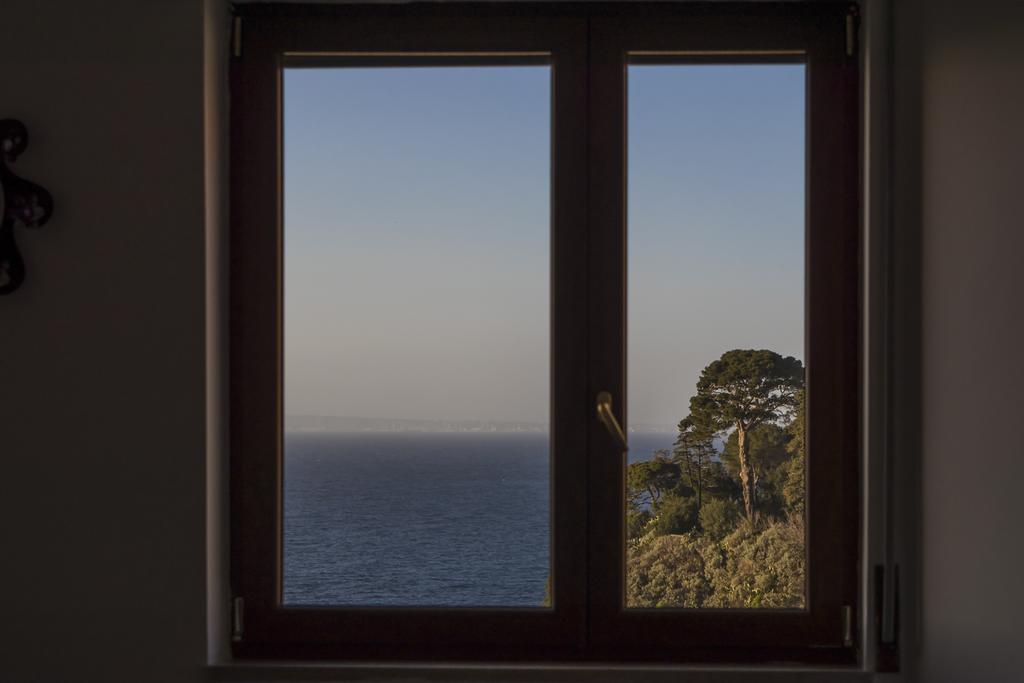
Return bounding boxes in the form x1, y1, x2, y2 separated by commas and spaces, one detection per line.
0, 1, 212, 681
917, 2, 1024, 681
1, 1, 1022, 682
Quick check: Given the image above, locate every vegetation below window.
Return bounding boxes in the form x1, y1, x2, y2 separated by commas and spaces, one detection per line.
625, 349, 806, 609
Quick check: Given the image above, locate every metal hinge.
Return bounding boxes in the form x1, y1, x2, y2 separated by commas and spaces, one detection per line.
874, 564, 901, 672
842, 605, 854, 647
231, 596, 244, 642
846, 5, 860, 58
232, 15, 243, 59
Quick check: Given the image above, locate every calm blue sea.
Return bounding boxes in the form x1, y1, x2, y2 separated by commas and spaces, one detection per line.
283, 431, 674, 606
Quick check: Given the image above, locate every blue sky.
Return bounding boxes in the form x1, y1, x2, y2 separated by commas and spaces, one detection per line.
627, 65, 805, 428
283, 64, 804, 429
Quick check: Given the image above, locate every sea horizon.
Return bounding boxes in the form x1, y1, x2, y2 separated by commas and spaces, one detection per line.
282, 430, 677, 606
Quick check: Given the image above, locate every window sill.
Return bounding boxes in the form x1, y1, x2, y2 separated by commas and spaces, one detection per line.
207, 661, 870, 683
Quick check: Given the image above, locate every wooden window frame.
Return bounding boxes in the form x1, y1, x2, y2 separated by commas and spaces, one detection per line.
587, 3, 860, 665
230, 1, 860, 665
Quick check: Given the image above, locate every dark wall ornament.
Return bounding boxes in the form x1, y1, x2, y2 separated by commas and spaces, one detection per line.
1, 119, 54, 295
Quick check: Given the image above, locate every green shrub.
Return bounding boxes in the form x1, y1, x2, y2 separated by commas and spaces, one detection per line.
627, 509, 652, 540
782, 453, 805, 518
652, 496, 699, 536
625, 516, 806, 610
626, 534, 710, 608
702, 517, 805, 608
699, 497, 741, 540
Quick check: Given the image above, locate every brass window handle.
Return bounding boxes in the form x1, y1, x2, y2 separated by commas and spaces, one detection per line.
596, 390, 629, 450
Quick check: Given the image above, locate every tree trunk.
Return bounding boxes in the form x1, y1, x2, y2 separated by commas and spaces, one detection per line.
696, 457, 703, 513
736, 424, 756, 522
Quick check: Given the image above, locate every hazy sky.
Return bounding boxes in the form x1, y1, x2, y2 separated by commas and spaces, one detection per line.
627, 65, 805, 428
283, 64, 804, 429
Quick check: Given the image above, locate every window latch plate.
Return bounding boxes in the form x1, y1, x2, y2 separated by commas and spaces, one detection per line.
874, 564, 901, 672
846, 6, 860, 58
232, 596, 244, 642
232, 15, 242, 59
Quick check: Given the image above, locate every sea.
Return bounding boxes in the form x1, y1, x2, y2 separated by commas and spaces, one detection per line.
283, 430, 674, 607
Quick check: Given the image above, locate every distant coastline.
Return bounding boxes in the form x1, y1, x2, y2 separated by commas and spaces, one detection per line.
285, 415, 676, 434
285, 415, 547, 434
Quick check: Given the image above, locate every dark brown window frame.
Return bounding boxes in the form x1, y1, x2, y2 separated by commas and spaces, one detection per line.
230, 1, 860, 665
587, 4, 860, 665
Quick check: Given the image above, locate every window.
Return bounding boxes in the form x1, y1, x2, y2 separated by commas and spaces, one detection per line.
230, 2, 859, 664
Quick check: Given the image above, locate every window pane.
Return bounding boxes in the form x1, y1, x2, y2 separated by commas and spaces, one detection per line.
283, 66, 551, 607
625, 64, 806, 609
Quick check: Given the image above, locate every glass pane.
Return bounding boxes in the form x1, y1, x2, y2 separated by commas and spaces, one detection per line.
283, 66, 551, 607
626, 64, 807, 609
